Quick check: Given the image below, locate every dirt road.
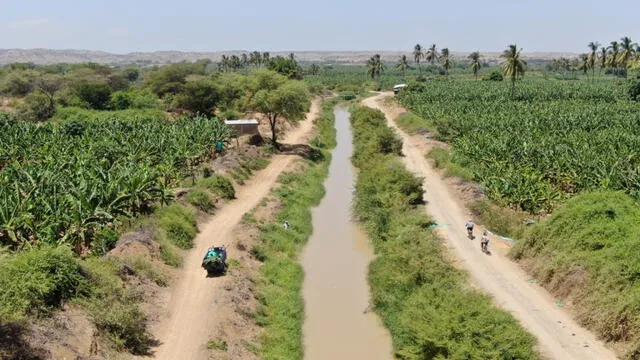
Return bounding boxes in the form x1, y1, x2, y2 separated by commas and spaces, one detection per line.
151, 99, 321, 360
363, 94, 617, 360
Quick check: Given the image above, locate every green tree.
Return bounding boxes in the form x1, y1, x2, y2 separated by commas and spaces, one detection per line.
425, 44, 439, 65
396, 55, 411, 79
173, 81, 220, 115
73, 81, 112, 110
578, 53, 590, 75
599, 47, 607, 75
122, 67, 140, 82
501, 44, 527, 89
588, 42, 600, 81
308, 64, 321, 75
468, 51, 482, 80
366, 54, 385, 80
250, 79, 310, 147
17, 92, 56, 121
413, 44, 424, 74
619, 36, 637, 76
266, 56, 302, 79
608, 41, 620, 73
440, 48, 452, 75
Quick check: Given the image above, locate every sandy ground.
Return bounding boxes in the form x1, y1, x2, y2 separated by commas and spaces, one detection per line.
363, 94, 618, 360
149, 99, 321, 360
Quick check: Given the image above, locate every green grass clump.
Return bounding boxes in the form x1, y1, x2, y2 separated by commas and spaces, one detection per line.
154, 232, 183, 267
351, 105, 539, 359
395, 111, 434, 134
207, 338, 228, 351
426, 147, 474, 181
119, 256, 168, 287
198, 175, 236, 200
156, 204, 198, 249
186, 188, 216, 212
470, 199, 526, 239
0, 245, 84, 322
510, 191, 640, 358
255, 99, 335, 360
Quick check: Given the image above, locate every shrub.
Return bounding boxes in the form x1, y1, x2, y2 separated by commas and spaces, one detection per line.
73, 81, 112, 110
110, 90, 132, 110
186, 188, 216, 212
628, 79, 640, 101
0, 245, 84, 322
198, 175, 235, 199
88, 295, 153, 354
483, 70, 504, 81
340, 91, 357, 100
156, 204, 198, 249
154, 232, 182, 267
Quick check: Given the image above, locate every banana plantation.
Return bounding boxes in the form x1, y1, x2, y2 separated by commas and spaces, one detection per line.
398, 81, 640, 212
0, 113, 231, 250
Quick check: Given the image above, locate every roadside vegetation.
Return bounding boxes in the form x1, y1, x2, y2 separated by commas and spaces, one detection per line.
350, 105, 539, 359
511, 191, 640, 358
253, 99, 336, 360
392, 40, 640, 358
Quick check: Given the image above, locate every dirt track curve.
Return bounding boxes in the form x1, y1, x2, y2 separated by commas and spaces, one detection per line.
363, 94, 617, 360
151, 99, 321, 360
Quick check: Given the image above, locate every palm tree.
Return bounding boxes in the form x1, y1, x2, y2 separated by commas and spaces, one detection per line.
578, 54, 590, 75
262, 52, 271, 64
608, 41, 620, 74
440, 48, 452, 75
599, 47, 607, 76
501, 44, 526, 89
413, 44, 424, 74
425, 44, 439, 65
396, 55, 411, 79
588, 42, 599, 81
367, 54, 385, 80
468, 51, 482, 80
619, 36, 637, 76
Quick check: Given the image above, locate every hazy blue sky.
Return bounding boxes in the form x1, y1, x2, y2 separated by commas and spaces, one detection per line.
2, 0, 638, 53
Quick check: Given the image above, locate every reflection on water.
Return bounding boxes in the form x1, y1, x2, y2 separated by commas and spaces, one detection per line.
301, 107, 392, 360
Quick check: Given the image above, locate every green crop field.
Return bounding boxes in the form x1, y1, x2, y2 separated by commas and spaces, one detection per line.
0, 112, 231, 249
398, 80, 640, 212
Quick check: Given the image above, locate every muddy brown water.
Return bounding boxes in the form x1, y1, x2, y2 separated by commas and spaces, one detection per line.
301, 107, 393, 360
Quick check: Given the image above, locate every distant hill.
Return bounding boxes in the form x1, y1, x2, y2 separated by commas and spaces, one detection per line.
0, 49, 579, 65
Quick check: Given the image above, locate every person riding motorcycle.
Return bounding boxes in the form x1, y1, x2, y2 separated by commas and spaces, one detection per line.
465, 220, 474, 239
480, 231, 489, 252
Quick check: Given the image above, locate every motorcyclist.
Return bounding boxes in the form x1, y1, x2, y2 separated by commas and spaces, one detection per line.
481, 231, 489, 252
465, 220, 474, 238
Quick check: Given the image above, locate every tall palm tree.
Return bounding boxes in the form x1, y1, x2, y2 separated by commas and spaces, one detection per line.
440, 48, 452, 75
501, 44, 526, 89
588, 42, 599, 81
608, 41, 620, 73
262, 52, 271, 64
619, 36, 637, 76
425, 44, 439, 65
413, 44, 424, 74
396, 55, 411, 79
367, 54, 385, 80
468, 51, 482, 80
599, 47, 607, 76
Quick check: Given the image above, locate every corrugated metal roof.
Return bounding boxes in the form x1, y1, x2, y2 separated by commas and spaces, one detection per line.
224, 119, 259, 125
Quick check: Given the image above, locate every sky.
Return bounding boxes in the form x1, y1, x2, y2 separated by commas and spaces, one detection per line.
1, 0, 639, 54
